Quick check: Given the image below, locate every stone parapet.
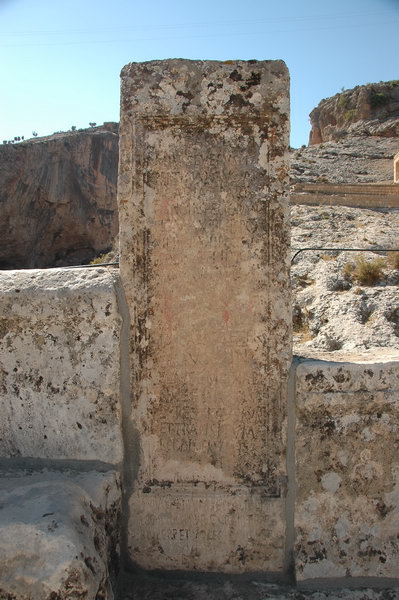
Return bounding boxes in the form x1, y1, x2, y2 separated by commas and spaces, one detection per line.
0, 267, 123, 464
295, 357, 399, 584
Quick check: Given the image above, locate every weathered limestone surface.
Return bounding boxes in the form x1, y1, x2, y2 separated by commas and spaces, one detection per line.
295, 358, 399, 582
0, 469, 120, 600
0, 267, 123, 463
118, 59, 291, 572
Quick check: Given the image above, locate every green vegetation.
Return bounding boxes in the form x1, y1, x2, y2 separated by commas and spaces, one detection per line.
385, 80, 399, 88
343, 255, 386, 286
370, 91, 389, 108
90, 252, 109, 265
90, 249, 117, 265
388, 251, 399, 270
343, 109, 356, 122
338, 94, 350, 109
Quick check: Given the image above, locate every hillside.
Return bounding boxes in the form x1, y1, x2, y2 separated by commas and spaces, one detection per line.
291, 80, 399, 356
290, 136, 397, 184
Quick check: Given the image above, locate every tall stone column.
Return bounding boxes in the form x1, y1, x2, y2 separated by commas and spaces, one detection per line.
118, 59, 291, 574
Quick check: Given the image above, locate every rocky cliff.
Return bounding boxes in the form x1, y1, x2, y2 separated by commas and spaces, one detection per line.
309, 80, 399, 145
0, 124, 119, 268
291, 81, 399, 184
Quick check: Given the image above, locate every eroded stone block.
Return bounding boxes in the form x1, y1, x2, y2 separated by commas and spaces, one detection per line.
130, 484, 284, 572
295, 358, 399, 581
0, 469, 120, 600
0, 268, 123, 463
118, 59, 291, 572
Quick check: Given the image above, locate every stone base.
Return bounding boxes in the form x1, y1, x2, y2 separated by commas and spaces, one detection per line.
128, 483, 285, 573
0, 469, 120, 600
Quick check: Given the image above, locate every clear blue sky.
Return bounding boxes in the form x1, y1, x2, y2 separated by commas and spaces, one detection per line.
0, 0, 398, 147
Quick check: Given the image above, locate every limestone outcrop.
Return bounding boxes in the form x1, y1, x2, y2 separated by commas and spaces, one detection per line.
291, 203, 399, 356
308, 80, 399, 145
290, 136, 398, 184
290, 81, 399, 186
0, 124, 119, 269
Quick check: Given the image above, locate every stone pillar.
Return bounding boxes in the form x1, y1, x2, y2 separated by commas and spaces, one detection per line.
118, 59, 291, 574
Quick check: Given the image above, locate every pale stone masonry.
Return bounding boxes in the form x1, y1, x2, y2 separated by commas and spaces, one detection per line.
291, 182, 399, 209
118, 59, 291, 573
295, 358, 399, 582
0, 268, 123, 464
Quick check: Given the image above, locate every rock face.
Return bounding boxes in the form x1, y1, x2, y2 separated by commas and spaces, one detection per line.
309, 81, 399, 145
0, 124, 119, 269
291, 203, 399, 356
290, 81, 399, 186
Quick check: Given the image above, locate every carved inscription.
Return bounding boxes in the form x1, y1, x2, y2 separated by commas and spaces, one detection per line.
129, 484, 286, 571
120, 59, 291, 572
137, 125, 283, 486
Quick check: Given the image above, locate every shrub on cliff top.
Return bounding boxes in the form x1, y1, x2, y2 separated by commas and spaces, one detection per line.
388, 251, 399, 270
370, 91, 390, 109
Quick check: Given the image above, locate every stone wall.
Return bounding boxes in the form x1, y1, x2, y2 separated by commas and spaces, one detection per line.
1, 267, 399, 587
0, 266, 124, 599
291, 183, 399, 209
0, 267, 123, 464
294, 356, 399, 585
